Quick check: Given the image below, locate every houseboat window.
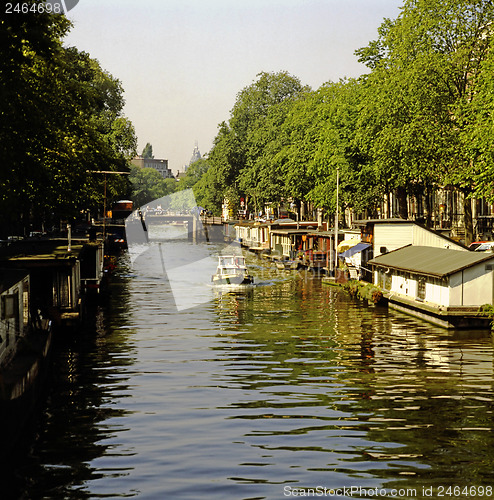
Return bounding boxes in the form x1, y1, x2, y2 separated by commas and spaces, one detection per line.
53, 272, 71, 308
378, 271, 385, 289
378, 270, 391, 290
417, 279, 426, 300
1, 293, 18, 319
23, 280, 29, 328
385, 273, 392, 290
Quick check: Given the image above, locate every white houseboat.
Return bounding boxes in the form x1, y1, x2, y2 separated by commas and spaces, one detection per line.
369, 245, 494, 328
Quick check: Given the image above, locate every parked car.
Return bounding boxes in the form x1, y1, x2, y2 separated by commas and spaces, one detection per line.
468, 241, 489, 251
474, 242, 494, 252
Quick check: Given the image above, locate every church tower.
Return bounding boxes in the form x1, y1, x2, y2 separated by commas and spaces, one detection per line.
186, 141, 201, 171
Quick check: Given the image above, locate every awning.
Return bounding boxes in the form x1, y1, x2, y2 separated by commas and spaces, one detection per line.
339, 242, 371, 258
337, 238, 361, 253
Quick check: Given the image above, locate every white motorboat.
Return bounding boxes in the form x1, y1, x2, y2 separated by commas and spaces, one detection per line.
212, 255, 254, 285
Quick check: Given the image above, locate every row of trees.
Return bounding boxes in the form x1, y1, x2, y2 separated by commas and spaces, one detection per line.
1, 3, 137, 237
189, 0, 494, 243
11, 0, 492, 243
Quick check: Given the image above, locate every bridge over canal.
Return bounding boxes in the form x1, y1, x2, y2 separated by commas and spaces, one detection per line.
144, 214, 232, 243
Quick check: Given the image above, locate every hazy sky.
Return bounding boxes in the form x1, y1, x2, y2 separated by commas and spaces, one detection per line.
63, 0, 403, 173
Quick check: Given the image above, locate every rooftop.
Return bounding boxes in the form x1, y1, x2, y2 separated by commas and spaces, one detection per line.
368, 245, 494, 278
0, 239, 90, 265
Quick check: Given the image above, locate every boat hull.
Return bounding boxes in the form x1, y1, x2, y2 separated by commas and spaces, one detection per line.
212, 274, 254, 285
0, 326, 52, 462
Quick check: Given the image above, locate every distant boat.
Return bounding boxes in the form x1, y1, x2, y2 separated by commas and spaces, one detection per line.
212, 255, 254, 285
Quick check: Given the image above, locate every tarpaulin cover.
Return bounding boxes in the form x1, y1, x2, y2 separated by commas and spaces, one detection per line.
339, 242, 371, 258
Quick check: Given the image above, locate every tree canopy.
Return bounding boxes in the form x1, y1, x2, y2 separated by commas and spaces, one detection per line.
5, 0, 494, 241
129, 166, 176, 207
355, 0, 494, 237
194, 0, 494, 241
0, 4, 136, 237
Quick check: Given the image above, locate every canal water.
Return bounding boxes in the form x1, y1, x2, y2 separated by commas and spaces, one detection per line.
4, 229, 494, 499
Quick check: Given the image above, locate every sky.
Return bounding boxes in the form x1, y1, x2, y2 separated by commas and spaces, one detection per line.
63, 0, 404, 173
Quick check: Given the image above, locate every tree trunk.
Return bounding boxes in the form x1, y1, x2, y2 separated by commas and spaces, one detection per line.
385, 180, 391, 218
424, 187, 433, 229
396, 186, 408, 219
463, 192, 474, 246
295, 199, 301, 221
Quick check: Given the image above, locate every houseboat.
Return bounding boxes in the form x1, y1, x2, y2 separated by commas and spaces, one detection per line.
235, 221, 271, 252
275, 258, 303, 270
1, 269, 31, 369
368, 245, 494, 328
352, 218, 469, 282
0, 268, 52, 460
0, 238, 105, 330
269, 228, 310, 261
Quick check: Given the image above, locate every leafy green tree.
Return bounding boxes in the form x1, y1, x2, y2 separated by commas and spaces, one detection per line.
108, 117, 138, 160
176, 158, 209, 191
275, 90, 319, 216
307, 80, 372, 220
192, 168, 224, 215
230, 71, 309, 213
277, 79, 377, 222
239, 98, 295, 213
1, 7, 69, 235
129, 166, 176, 207
355, 0, 494, 239
0, 4, 136, 236
173, 157, 213, 212
460, 34, 494, 203
142, 142, 154, 159
199, 121, 244, 214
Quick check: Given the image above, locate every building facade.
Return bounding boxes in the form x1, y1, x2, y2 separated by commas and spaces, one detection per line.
131, 157, 175, 179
